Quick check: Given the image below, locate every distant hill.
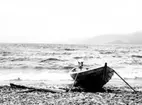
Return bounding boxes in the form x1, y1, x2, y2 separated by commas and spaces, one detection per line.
78, 31, 142, 45
107, 40, 127, 44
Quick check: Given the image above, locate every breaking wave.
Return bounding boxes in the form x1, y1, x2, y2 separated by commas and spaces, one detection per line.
0, 44, 142, 80
40, 58, 61, 62
131, 55, 142, 58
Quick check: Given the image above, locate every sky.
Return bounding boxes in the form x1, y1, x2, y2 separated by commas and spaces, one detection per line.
0, 0, 141, 43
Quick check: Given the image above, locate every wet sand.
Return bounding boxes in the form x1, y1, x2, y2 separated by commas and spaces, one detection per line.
0, 78, 142, 105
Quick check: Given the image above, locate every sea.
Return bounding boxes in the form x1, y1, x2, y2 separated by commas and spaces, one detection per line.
0, 43, 142, 82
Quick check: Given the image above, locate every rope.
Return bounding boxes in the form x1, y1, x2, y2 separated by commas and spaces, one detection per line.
68, 60, 83, 92
68, 72, 79, 92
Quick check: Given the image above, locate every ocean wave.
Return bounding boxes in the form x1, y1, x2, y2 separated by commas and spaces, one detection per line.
73, 57, 84, 59
0, 57, 7, 62
21, 66, 29, 69
0, 51, 11, 56
40, 58, 62, 62
131, 55, 142, 58
11, 57, 29, 61
36, 52, 62, 56
121, 60, 142, 65
62, 66, 74, 70
73, 56, 94, 60
0, 66, 13, 69
64, 48, 76, 51
99, 50, 114, 54
134, 77, 142, 80
34, 66, 47, 70
62, 52, 71, 55
1, 43, 142, 80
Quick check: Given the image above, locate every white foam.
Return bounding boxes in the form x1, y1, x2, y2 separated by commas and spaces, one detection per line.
0, 69, 72, 81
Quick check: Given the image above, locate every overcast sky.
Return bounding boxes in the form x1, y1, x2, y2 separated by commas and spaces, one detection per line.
0, 0, 141, 43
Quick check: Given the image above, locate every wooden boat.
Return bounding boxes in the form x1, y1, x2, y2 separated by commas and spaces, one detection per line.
70, 63, 114, 90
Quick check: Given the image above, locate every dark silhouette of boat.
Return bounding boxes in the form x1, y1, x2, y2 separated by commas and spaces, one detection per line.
70, 63, 114, 90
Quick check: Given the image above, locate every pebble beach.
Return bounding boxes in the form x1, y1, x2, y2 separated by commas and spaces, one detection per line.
0, 78, 142, 105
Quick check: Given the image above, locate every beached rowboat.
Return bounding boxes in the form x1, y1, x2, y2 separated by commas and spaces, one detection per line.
70, 63, 114, 90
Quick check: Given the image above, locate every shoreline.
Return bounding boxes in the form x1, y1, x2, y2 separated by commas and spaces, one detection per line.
0, 77, 142, 86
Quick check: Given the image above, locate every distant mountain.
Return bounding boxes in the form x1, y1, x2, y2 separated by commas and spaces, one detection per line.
79, 31, 142, 45
107, 40, 127, 44
80, 35, 129, 44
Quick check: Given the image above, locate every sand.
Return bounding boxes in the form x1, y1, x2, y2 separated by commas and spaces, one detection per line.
0, 78, 142, 105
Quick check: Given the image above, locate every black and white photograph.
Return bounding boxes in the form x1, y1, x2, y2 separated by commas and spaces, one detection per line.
0, 0, 142, 104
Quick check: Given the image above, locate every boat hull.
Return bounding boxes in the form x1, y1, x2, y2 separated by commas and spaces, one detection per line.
70, 65, 114, 90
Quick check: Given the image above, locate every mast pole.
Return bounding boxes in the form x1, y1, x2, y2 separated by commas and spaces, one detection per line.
110, 68, 137, 93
